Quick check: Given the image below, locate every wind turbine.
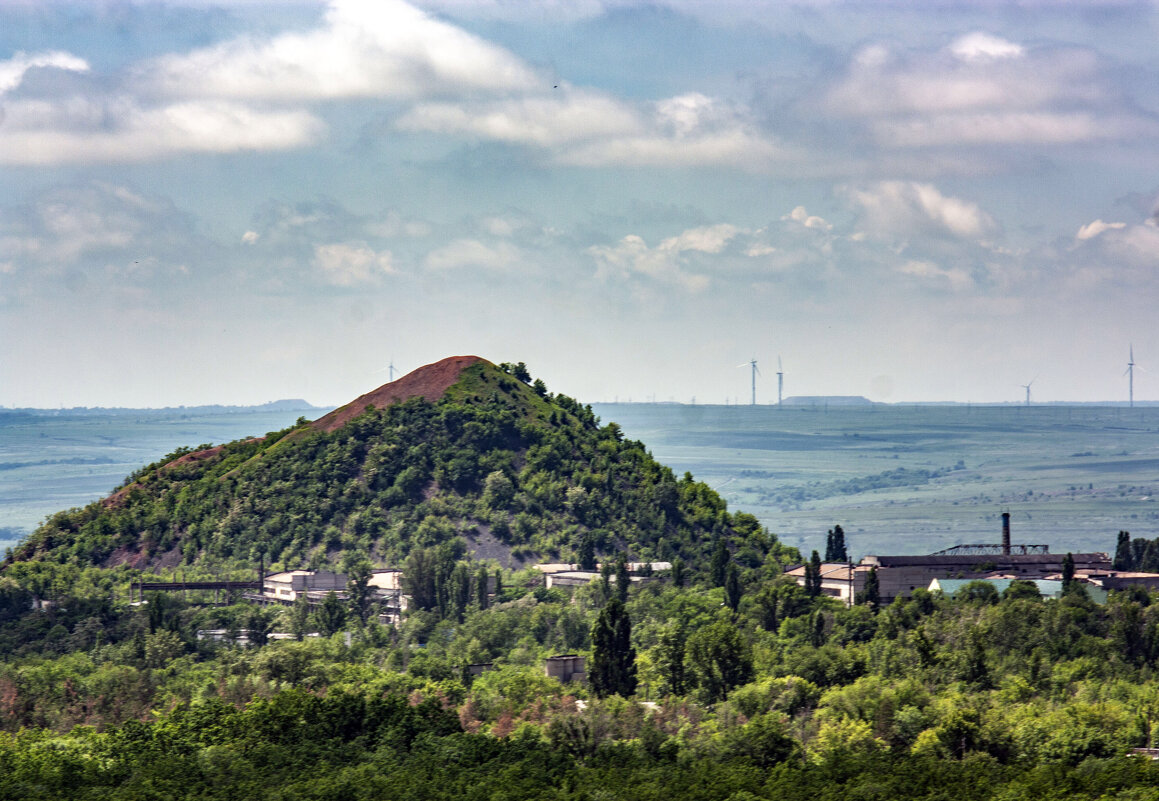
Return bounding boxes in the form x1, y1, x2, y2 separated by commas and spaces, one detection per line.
738, 358, 759, 405
388, 359, 397, 382
777, 356, 784, 406
1020, 378, 1035, 407
1127, 346, 1136, 408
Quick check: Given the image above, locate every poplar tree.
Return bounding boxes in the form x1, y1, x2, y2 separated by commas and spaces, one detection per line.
805, 550, 823, 597
725, 563, 742, 613
1114, 531, 1133, 571
590, 597, 637, 698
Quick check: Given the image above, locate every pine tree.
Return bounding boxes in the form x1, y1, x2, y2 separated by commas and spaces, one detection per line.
590, 597, 637, 698
671, 556, 686, 588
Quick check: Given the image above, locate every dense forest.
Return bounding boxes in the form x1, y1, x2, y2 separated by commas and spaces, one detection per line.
3, 548, 1159, 799
5, 360, 1159, 798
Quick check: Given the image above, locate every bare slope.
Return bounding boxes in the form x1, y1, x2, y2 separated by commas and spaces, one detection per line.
312, 355, 487, 433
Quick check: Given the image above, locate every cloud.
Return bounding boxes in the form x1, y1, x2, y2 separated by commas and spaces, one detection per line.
143, 0, 536, 100
0, 50, 89, 94
950, 32, 1024, 62
401, 89, 786, 168
897, 259, 974, 291
242, 230, 261, 245
423, 238, 520, 271
821, 34, 1156, 148
397, 89, 639, 146
842, 181, 998, 241
587, 223, 746, 291
312, 242, 395, 286
1075, 219, 1126, 241
0, 98, 324, 165
782, 206, 832, 230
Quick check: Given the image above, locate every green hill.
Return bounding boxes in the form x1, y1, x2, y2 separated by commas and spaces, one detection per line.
7, 357, 792, 574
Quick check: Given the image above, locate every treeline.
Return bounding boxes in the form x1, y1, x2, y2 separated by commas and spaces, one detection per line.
4, 532, 1159, 798
10, 361, 782, 577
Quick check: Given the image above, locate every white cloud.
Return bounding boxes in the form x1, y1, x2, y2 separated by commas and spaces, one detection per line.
423, 239, 520, 271
0, 50, 89, 95
587, 224, 748, 292
843, 181, 997, 241
1075, 219, 1126, 241
242, 230, 261, 245
820, 35, 1152, 148
397, 90, 640, 146
143, 0, 536, 101
950, 33, 1024, 62
400, 88, 786, 168
0, 98, 323, 165
313, 242, 395, 286
897, 259, 974, 291
659, 223, 740, 254
783, 206, 832, 230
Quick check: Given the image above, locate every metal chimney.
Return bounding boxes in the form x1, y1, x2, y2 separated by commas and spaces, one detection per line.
1001, 512, 1011, 556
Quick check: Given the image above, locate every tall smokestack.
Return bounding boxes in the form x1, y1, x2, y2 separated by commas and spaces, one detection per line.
1001, 512, 1011, 556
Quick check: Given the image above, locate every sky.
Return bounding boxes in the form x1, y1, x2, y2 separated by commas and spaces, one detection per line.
1, 0, 1158, 408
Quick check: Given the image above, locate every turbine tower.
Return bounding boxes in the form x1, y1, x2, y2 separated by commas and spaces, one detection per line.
777, 356, 784, 406
1126, 346, 1137, 407
1021, 378, 1034, 407
737, 358, 759, 405
388, 360, 397, 382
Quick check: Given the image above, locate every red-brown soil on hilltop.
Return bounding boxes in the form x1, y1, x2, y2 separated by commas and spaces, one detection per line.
311, 355, 488, 433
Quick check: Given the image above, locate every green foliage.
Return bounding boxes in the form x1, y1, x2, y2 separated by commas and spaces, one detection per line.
590, 598, 636, 698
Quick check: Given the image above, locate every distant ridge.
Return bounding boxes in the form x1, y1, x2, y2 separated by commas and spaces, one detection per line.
783, 395, 875, 407
311, 355, 488, 433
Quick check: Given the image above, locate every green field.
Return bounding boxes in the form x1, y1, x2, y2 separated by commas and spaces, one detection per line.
594, 403, 1159, 559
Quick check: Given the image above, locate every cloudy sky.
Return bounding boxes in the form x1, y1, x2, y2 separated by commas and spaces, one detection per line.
1, 0, 1157, 408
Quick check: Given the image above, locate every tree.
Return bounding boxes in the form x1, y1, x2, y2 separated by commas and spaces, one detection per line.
475, 564, 490, 610
860, 567, 880, 610
577, 533, 597, 571
1114, 531, 1133, 571
687, 620, 753, 704
711, 538, 730, 587
1062, 552, 1076, 591
314, 591, 347, 637
804, 550, 823, 597
342, 553, 374, 625
725, 563, 742, 613
290, 593, 312, 641
590, 597, 637, 698
615, 553, 630, 604
825, 525, 848, 562
404, 548, 438, 612
656, 623, 688, 696
670, 556, 686, 588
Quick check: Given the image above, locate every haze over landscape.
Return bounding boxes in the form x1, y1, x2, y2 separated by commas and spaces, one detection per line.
2, 1, 1158, 409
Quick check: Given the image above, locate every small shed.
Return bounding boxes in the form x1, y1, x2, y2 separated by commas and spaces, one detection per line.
545, 654, 586, 684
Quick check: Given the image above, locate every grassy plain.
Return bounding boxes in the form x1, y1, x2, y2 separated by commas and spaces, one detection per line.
594, 402, 1159, 559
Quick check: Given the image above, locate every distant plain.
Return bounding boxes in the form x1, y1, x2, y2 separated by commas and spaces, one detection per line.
594, 403, 1159, 559
3, 403, 1157, 561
